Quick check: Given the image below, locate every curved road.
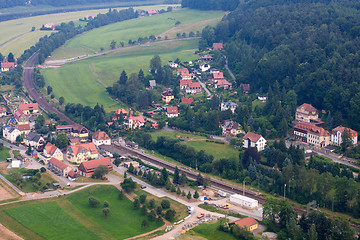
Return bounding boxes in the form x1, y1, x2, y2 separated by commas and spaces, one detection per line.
23, 53, 76, 124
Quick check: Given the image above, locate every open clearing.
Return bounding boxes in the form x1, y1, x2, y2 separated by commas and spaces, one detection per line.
0, 4, 175, 57
0, 179, 19, 202
0, 185, 166, 240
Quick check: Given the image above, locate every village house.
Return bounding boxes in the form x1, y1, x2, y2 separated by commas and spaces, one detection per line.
180, 79, 192, 90
213, 42, 224, 51
166, 106, 179, 118
92, 130, 111, 147
56, 124, 89, 138
14, 109, 29, 125
232, 217, 258, 232
1, 61, 15, 72
66, 142, 98, 164
3, 125, 21, 143
147, 9, 158, 16
181, 72, 193, 81
221, 101, 238, 113
181, 97, 194, 105
295, 103, 319, 123
199, 62, 210, 72
24, 132, 44, 149
186, 82, 201, 94
215, 79, 232, 89
149, 80, 157, 89
113, 108, 128, 121
44, 22, 56, 30
294, 122, 330, 148
331, 126, 358, 146
200, 55, 214, 62
0, 106, 6, 117
168, 62, 179, 68
222, 120, 244, 136
125, 114, 146, 129
210, 72, 224, 82
41, 142, 63, 162
17, 123, 31, 135
240, 84, 250, 94
78, 157, 113, 177
257, 95, 268, 102
243, 132, 267, 151
47, 158, 72, 177
177, 68, 189, 76
123, 160, 140, 168
162, 89, 174, 103
19, 103, 39, 115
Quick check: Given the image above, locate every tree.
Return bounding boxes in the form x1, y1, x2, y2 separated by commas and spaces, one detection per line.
102, 207, 110, 217
161, 200, 170, 209
341, 128, 353, 152
140, 194, 147, 204
196, 173, 204, 186
47, 86, 53, 95
308, 224, 318, 240
150, 55, 161, 74
55, 132, 69, 148
133, 198, 140, 209
173, 166, 180, 185
7, 52, 15, 62
193, 190, 199, 199
26, 145, 31, 155
141, 205, 147, 215
121, 177, 136, 193
103, 201, 109, 208
182, 190, 186, 197
161, 167, 169, 185
59, 97, 65, 105
110, 40, 116, 49
165, 209, 176, 221
89, 197, 100, 208
118, 190, 125, 200
148, 210, 156, 221
92, 165, 109, 179
179, 172, 187, 185
176, 186, 181, 195
187, 191, 192, 199
156, 206, 163, 215
141, 219, 149, 228
119, 70, 128, 85
149, 199, 155, 209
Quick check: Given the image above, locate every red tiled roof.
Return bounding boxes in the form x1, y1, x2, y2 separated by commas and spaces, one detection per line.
181, 73, 193, 79
213, 72, 224, 79
181, 98, 194, 105
128, 114, 145, 123
79, 157, 112, 170
68, 170, 77, 178
0, 107, 6, 113
93, 130, 110, 141
243, 132, 262, 142
217, 79, 231, 86
233, 217, 258, 228
213, 43, 223, 50
180, 79, 192, 87
332, 126, 357, 137
17, 124, 30, 131
177, 68, 189, 75
116, 108, 128, 115
19, 103, 38, 112
45, 120, 51, 125
14, 109, 24, 119
297, 103, 318, 113
167, 106, 178, 114
49, 157, 70, 170
45, 142, 59, 155
189, 82, 201, 89
242, 84, 250, 91
68, 142, 98, 156
147, 10, 158, 14
295, 122, 330, 136
1, 62, 15, 69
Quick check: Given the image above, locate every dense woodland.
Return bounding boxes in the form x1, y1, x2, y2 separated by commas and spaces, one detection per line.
0, 0, 146, 8
181, 0, 239, 11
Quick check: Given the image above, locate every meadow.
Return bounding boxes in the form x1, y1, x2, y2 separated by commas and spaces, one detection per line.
0, 185, 166, 240
0, 147, 11, 161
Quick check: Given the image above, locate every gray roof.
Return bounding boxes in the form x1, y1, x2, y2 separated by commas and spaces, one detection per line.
149, 80, 156, 88
4, 125, 16, 133
24, 132, 42, 142
222, 101, 238, 107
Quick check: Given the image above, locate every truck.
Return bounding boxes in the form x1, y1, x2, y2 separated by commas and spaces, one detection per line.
223, 204, 230, 209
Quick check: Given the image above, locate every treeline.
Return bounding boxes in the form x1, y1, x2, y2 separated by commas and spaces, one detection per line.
181, 0, 239, 11
201, 0, 360, 130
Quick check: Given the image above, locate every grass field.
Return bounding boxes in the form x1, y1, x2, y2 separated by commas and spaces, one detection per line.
0, 147, 11, 161
42, 39, 198, 109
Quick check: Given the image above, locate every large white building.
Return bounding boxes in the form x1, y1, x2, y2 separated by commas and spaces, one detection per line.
92, 130, 111, 147
331, 126, 358, 146
221, 101, 238, 114
3, 125, 21, 143
243, 132, 266, 151
230, 194, 258, 209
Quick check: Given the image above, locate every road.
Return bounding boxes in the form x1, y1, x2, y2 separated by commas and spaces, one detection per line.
23, 53, 77, 124
224, 56, 236, 81
198, 80, 211, 96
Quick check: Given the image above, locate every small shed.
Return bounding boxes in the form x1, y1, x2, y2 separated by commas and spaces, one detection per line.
229, 194, 258, 209
11, 160, 21, 168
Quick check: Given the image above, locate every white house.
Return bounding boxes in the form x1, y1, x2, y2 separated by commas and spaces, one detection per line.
168, 62, 179, 68
221, 101, 238, 114
331, 126, 358, 146
222, 120, 244, 136
199, 62, 210, 72
166, 106, 179, 118
243, 132, 266, 151
257, 95, 268, 102
24, 132, 44, 149
42, 142, 63, 162
92, 130, 111, 147
3, 125, 21, 143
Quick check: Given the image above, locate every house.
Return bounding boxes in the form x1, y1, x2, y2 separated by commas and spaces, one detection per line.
14, 109, 29, 124
221, 101, 238, 114
0, 106, 6, 117
168, 62, 179, 68
294, 122, 330, 148
113, 108, 128, 120
199, 62, 210, 72
240, 84, 250, 94
177, 68, 189, 76
67, 142, 98, 164
19, 103, 39, 115
152, 123, 159, 129
42, 142, 63, 162
222, 120, 244, 136
1, 61, 15, 72
147, 10, 158, 16
295, 103, 319, 123
181, 73, 193, 81
123, 160, 140, 168
56, 124, 88, 138
3, 125, 21, 143
44, 22, 56, 30
69, 136, 81, 146
68, 170, 78, 180
215, 79, 232, 89
24, 132, 44, 148
78, 157, 113, 177
181, 98, 194, 105
48, 158, 72, 177
186, 82, 201, 94
17, 124, 31, 135
257, 95, 268, 102
125, 114, 146, 129
232, 217, 258, 232
243, 132, 267, 151
92, 130, 111, 147
211, 72, 224, 81
162, 89, 174, 103
331, 126, 358, 146
149, 80, 157, 89
200, 55, 214, 61
166, 106, 179, 118
180, 79, 192, 90
213, 43, 223, 50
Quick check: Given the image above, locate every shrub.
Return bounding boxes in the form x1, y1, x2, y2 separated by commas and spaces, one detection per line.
165, 209, 176, 221
161, 200, 170, 209
88, 197, 100, 208
140, 194, 147, 204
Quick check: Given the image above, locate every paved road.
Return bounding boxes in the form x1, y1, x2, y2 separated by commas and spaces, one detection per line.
198, 80, 211, 96
224, 56, 236, 81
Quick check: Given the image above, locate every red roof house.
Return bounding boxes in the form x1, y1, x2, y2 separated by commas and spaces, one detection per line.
126, 114, 146, 129
187, 82, 201, 94
19, 103, 39, 115
181, 98, 194, 105
233, 217, 258, 231
213, 43, 223, 50
166, 106, 179, 118
177, 68, 189, 76
215, 79, 232, 89
48, 158, 72, 177
78, 157, 113, 177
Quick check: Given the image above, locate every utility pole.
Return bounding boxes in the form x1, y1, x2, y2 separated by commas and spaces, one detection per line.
243, 180, 245, 195
284, 184, 287, 200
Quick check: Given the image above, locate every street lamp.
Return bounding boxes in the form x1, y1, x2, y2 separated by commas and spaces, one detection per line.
284, 184, 287, 200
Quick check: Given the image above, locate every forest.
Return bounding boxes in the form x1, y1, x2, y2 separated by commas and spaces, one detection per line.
181, 0, 239, 11
0, 0, 147, 8
198, 0, 360, 131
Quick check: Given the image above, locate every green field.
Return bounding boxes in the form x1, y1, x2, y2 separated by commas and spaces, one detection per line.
1, 185, 165, 240
49, 8, 224, 60
42, 39, 199, 109
0, 147, 11, 161
181, 219, 237, 240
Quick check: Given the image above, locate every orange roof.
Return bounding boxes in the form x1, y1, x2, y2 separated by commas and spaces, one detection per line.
181, 98, 194, 105
14, 109, 24, 119
332, 126, 357, 137
45, 142, 59, 155
295, 122, 330, 136
19, 103, 38, 112
68, 142, 98, 156
79, 157, 112, 170
181, 73, 193, 79
243, 132, 263, 142
116, 108, 128, 115
1, 62, 15, 68
177, 68, 189, 75
213, 43, 223, 50
297, 103, 318, 113
68, 170, 77, 178
213, 72, 224, 79
217, 79, 231, 86
189, 82, 201, 89
233, 217, 258, 228
0, 107, 6, 113
93, 130, 110, 141
167, 106, 178, 114
48, 157, 70, 170
180, 79, 192, 86
17, 124, 30, 131
128, 114, 145, 123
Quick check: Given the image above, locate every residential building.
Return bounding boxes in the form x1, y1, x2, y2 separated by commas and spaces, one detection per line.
42, 142, 63, 161
14, 109, 29, 124
168, 62, 179, 68
240, 84, 250, 94
113, 108, 128, 121
67, 142, 98, 163
331, 126, 358, 146
199, 62, 210, 72
221, 101, 238, 113
186, 82, 201, 94
123, 161, 140, 168
294, 122, 330, 147
125, 114, 145, 129
257, 95, 268, 102
295, 103, 319, 123
211, 72, 224, 81
0, 106, 6, 117
181, 73, 193, 81
222, 120, 244, 136
147, 10, 158, 16
56, 124, 88, 138
78, 157, 113, 177
215, 79, 232, 89
213, 42, 223, 50
92, 130, 111, 147
3, 125, 21, 143
232, 217, 258, 231
44, 22, 56, 30
181, 98, 194, 105
149, 80, 156, 89
19, 103, 39, 115
177, 68, 189, 76
161, 89, 174, 103
166, 106, 179, 118
1, 61, 15, 72
17, 124, 31, 135
24, 132, 44, 148
48, 158, 72, 177
180, 79, 192, 90
200, 55, 214, 61
243, 132, 267, 151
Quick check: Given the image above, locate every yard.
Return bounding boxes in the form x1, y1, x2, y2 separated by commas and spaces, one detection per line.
0, 146, 11, 161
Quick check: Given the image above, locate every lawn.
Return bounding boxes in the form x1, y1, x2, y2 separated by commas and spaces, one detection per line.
5, 202, 98, 240
183, 219, 237, 240
0, 147, 11, 161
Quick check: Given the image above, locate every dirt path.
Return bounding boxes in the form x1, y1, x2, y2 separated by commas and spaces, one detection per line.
0, 223, 23, 240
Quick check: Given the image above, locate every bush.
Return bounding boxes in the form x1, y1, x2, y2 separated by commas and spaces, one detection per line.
149, 199, 155, 209
40, 167, 46, 173
165, 209, 176, 221
140, 194, 147, 204
88, 197, 100, 208
133, 198, 140, 209
104, 201, 109, 208
161, 200, 170, 209
118, 190, 125, 200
